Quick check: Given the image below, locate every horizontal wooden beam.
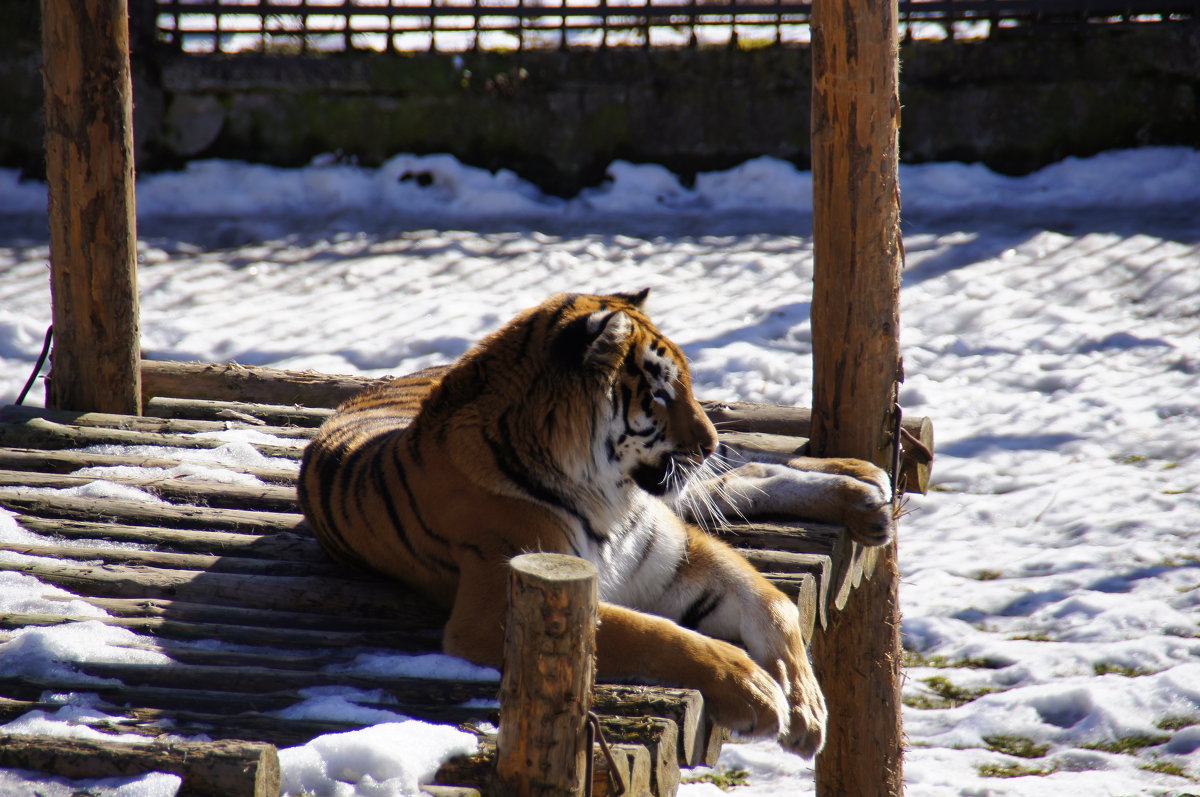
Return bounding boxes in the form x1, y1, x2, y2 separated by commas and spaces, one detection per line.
0, 734, 277, 797
140, 360, 932, 492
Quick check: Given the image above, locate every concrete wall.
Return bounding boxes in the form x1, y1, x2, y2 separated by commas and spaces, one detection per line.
3, 10, 1198, 195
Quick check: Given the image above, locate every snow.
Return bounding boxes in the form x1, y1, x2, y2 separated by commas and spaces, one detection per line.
1, 147, 1199, 795
278, 722, 479, 797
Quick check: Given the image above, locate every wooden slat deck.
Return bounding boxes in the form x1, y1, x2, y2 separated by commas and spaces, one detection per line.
0, 368, 932, 795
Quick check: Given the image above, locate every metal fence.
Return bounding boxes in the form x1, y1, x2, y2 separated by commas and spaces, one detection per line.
149, 0, 1200, 53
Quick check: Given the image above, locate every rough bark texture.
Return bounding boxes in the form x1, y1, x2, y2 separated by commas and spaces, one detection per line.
809, 0, 906, 793
0, 735, 278, 797
141, 360, 385, 408
437, 739, 649, 797
497, 553, 598, 797
41, 0, 141, 414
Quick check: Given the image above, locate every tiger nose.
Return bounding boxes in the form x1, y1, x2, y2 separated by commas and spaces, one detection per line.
698, 439, 717, 460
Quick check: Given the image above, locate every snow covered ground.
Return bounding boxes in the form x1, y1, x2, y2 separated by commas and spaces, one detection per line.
0, 148, 1198, 795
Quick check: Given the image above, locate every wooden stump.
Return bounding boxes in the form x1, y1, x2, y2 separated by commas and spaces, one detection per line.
496, 553, 598, 797
40, 0, 142, 415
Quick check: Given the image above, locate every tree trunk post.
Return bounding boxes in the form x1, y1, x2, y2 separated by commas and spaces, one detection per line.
497, 553, 598, 797
808, 0, 905, 793
41, 0, 142, 415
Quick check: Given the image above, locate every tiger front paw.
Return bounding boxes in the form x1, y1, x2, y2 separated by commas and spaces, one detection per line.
699, 638, 791, 741
836, 461, 895, 547
790, 457, 895, 547
778, 661, 828, 757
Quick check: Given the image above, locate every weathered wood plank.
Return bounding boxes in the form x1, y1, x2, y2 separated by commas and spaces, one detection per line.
0, 557, 446, 623
590, 685, 709, 770
14, 516, 320, 560
0, 491, 304, 534
73, 660, 499, 706
0, 404, 314, 440
0, 416, 304, 460
146, 396, 333, 427
137, 363, 932, 492
0, 541, 349, 578
141, 360, 390, 409
424, 787, 483, 797
39, 594, 401, 632
0, 674, 483, 727
598, 715, 680, 797
0, 447, 298, 484
704, 400, 933, 493
0, 611, 439, 654
435, 738, 651, 797
0, 468, 297, 513
0, 734, 278, 797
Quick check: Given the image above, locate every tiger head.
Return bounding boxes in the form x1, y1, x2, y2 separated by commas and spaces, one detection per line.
445, 290, 719, 503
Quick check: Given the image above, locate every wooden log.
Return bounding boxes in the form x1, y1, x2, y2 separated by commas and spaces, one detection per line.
39, 594, 402, 632
497, 553, 598, 797
0, 416, 304, 460
0, 611, 381, 658
0, 611, 439, 654
134, 362, 933, 492
720, 522, 841, 630
145, 386, 936, 492
809, 0, 906, 788
0, 697, 648, 797
436, 739, 650, 797
141, 360, 389, 409
0, 541, 347, 579
590, 684, 711, 769
14, 516, 320, 561
0, 734, 278, 797
100, 633, 406, 670
705, 401, 933, 494
70, 660, 499, 706
146, 396, 333, 427
0, 695, 361, 751
0, 447, 299, 485
0, 557, 447, 625
0, 468, 297, 513
41, 0, 141, 415
425, 788, 483, 797
598, 715, 679, 797
0, 674, 484, 728
0, 404, 314, 441
0, 491, 304, 534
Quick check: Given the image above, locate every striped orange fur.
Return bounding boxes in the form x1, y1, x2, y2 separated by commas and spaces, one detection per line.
300, 291, 895, 755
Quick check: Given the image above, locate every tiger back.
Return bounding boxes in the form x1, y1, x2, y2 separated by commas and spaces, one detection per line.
297, 290, 714, 606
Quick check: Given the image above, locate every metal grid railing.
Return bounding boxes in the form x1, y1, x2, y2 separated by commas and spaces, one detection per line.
149, 0, 1200, 53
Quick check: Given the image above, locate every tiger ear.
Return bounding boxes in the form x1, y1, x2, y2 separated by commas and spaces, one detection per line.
583, 309, 633, 371
551, 309, 633, 371
608, 288, 650, 309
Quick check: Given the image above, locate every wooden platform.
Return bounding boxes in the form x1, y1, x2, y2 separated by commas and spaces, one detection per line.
0, 363, 932, 796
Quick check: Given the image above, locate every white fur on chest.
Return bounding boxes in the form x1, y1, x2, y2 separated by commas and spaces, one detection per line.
578, 493, 688, 608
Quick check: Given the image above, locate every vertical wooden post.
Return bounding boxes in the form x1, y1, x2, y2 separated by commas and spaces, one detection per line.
41, 0, 143, 415
809, 0, 904, 792
497, 553, 598, 797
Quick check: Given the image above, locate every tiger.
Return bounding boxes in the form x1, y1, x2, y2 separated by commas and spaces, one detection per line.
298, 290, 895, 757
